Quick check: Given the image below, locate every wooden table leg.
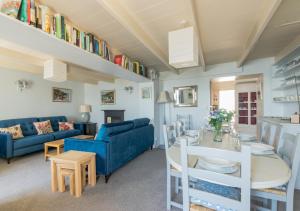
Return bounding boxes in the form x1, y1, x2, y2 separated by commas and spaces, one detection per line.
88, 161, 92, 185
44, 145, 48, 161
56, 146, 60, 155
74, 162, 82, 197
90, 156, 96, 186
51, 160, 58, 192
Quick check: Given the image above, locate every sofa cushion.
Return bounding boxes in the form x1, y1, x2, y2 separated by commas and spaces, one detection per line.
97, 121, 134, 140
14, 134, 54, 149
59, 122, 74, 131
51, 129, 81, 140
38, 116, 67, 132
132, 118, 150, 128
0, 124, 24, 140
34, 120, 54, 135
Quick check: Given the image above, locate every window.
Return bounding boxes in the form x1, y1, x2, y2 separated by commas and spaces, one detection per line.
219, 90, 235, 111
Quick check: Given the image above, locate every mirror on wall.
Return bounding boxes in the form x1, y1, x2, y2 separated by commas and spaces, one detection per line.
173, 85, 198, 107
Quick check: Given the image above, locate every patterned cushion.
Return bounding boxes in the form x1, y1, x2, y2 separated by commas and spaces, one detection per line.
190, 179, 240, 211
59, 122, 74, 131
33, 120, 54, 135
0, 124, 24, 140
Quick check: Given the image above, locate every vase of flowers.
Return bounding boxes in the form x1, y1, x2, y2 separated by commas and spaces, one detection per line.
208, 109, 234, 142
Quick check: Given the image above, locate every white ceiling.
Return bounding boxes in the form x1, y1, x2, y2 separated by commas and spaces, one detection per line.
39, 0, 300, 72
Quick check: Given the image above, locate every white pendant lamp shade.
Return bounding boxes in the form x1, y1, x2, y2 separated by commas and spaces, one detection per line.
157, 91, 172, 103
80, 104, 92, 112
168, 26, 199, 68
44, 59, 67, 82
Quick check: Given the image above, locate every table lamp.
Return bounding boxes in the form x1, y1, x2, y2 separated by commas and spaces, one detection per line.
80, 104, 92, 123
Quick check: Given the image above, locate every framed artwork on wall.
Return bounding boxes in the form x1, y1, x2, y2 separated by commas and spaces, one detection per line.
101, 90, 116, 105
141, 87, 152, 99
52, 87, 72, 102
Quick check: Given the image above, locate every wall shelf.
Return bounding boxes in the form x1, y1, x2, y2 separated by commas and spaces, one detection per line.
0, 13, 150, 83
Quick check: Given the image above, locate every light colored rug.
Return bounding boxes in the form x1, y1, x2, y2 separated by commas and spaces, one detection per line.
1, 149, 300, 211
0, 149, 167, 211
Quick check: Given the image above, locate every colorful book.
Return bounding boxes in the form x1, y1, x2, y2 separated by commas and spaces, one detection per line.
29, 0, 35, 26
54, 13, 61, 38
133, 62, 140, 74
85, 34, 90, 52
52, 15, 56, 35
35, 1, 41, 28
93, 38, 99, 55
26, 0, 30, 24
114, 55, 122, 66
61, 15, 65, 40
80, 31, 85, 49
65, 22, 72, 43
19, 0, 27, 22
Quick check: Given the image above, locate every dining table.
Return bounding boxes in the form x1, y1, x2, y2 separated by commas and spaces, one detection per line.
167, 132, 291, 189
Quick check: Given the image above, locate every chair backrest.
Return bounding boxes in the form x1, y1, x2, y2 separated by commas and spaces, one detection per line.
277, 133, 300, 192
176, 114, 192, 130
162, 124, 176, 149
260, 123, 271, 144
180, 138, 251, 211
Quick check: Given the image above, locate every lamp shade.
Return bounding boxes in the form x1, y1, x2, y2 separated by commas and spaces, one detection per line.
80, 104, 91, 112
157, 91, 172, 103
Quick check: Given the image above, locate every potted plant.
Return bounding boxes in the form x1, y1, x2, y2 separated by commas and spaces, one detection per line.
208, 109, 234, 142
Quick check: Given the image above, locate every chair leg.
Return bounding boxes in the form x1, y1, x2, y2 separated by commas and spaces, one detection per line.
7, 158, 10, 164
105, 174, 111, 183
271, 200, 277, 211
58, 168, 65, 192
70, 174, 75, 196
166, 163, 171, 211
82, 166, 86, 188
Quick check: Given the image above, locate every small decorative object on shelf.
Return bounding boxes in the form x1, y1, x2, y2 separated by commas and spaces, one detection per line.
208, 109, 234, 142
291, 112, 300, 124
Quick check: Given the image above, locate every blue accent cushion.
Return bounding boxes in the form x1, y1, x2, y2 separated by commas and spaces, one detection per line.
97, 121, 134, 140
51, 130, 81, 140
132, 118, 150, 128
38, 116, 67, 132
14, 134, 54, 149
190, 180, 240, 211
0, 118, 38, 136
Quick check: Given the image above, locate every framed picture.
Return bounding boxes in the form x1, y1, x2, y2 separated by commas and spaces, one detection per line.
52, 87, 72, 102
141, 87, 152, 99
101, 90, 116, 105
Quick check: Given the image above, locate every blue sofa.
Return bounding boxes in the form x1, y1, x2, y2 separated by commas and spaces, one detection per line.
64, 118, 154, 182
0, 116, 81, 163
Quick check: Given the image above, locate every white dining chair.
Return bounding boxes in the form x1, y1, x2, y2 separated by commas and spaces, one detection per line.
259, 122, 281, 149
251, 133, 300, 211
180, 137, 251, 211
163, 124, 182, 210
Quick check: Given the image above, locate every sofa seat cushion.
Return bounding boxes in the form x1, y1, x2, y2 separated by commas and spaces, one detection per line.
97, 121, 134, 141
14, 134, 54, 149
51, 130, 81, 140
132, 118, 150, 128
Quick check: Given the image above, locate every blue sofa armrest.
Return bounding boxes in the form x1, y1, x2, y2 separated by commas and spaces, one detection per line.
64, 138, 110, 175
0, 133, 13, 159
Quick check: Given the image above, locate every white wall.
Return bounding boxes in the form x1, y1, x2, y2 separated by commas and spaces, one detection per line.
157, 57, 285, 145
0, 68, 84, 121
84, 79, 156, 129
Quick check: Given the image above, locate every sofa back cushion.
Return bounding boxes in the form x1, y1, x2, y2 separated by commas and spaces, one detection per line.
96, 121, 134, 141
0, 118, 38, 136
132, 118, 150, 128
38, 116, 67, 132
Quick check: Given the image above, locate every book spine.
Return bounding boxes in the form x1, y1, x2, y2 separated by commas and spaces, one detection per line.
19, 0, 27, 22
61, 16, 65, 40
76, 29, 80, 47
86, 34, 90, 52
27, 0, 31, 24
30, 0, 36, 26
52, 16, 56, 36
35, 2, 42, 28
55, 14, 61, 39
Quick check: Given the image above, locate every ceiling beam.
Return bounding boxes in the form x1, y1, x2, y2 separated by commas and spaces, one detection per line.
237, 0, 282, 67
187, 0, 205, 71
97, 0, 179, 74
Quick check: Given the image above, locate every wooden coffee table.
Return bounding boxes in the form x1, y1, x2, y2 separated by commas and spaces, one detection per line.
44, 139, 64, 161
44, 135, 94, 160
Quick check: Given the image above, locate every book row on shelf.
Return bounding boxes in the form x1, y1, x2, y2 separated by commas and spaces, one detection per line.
0, 0, 150, 79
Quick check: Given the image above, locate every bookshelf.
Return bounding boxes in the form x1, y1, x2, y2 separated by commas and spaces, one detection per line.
0, 13, 150, 83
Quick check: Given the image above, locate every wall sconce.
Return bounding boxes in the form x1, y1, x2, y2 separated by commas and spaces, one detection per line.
15, 80, 31, 92
124, 86, 134, 94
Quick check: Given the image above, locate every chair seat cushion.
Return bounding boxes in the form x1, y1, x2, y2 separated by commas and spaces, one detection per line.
190, 179, 241, 211
14, 134, 54, 149
51, 130, 81, 140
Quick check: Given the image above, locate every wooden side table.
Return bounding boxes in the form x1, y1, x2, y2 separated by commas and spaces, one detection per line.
50, 150, 96, 197
44, 139, 64, 161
